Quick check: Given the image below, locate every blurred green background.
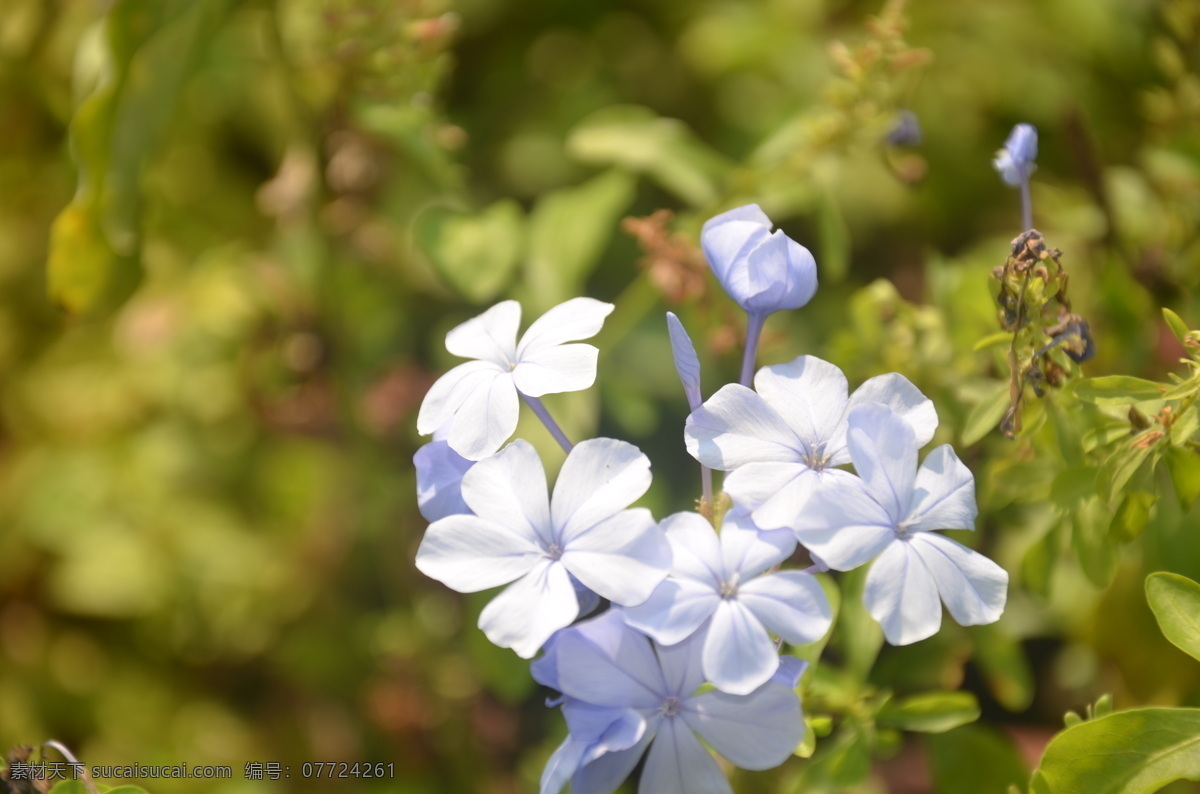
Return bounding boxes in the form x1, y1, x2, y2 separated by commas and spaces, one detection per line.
1, 0, 1199, 791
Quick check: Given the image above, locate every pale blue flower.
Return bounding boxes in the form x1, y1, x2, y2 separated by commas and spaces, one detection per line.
624, 510, 831, 695
685, 355, 937, 530
700, 204, 817, 317
415, 438, 670, 658
794, 404, 1008, 645
665, 312, 702, 411
416, 298, 613, 460
537, 610, 804, 794
993, 123, 1038, 186
414, 424, 474, 521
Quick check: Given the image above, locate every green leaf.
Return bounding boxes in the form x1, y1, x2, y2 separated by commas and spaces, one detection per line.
566, 105, 730, 206
1074, 376, 1165, 406
1072, 496, 1116, 588
415, 200, 524, 303
1022, 524, 1061, 598
1165, 446, 1200, 512
525, 170, 636, 310
877, 691, 981, 733
962, 382, 1011, 446
1109, 490, 1156, 543
816, 191, 850, 284
1170, 402, 1200, 445
1146, 572, 1200, 662
1031, 708, 1200, 794
836, 566, 884, 681
1164, 307, 1191, 345
973, 331, 1015, 352
927, 725, 1028, 794
973, 624, 1035, 712
1097, 441, 1154, 504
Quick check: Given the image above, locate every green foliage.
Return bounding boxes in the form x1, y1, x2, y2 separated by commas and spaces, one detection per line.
1147, 572, 1200, 663
876, 691, 981, 734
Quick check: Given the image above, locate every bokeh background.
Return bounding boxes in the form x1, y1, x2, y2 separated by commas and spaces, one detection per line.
2, 0, 1199, 791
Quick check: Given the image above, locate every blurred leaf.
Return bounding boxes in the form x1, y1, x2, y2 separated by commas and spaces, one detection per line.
1163, 308, 1191, 345
566, 106, 730, 206
415, 200, 524, 303
973, 624, 1035, 712
1052, 465, 1099, 512
877, 691, 980, 733
963, 382, 1010, 446
525, 170, 635, 310
1146, 572, 1200, 662
927, 725, 1028, 794
1074, 376, 1164, 406
48, 0, 234, 315
826, 727, 872, 788
1165, 446, 1200, 512
1022, 524, 1061, 598
1170, 402, 1199, 445
836, 566, 883, 681
1097, 442, 1154, 504
974, 332, 1015, 352
1072, 496, 1116, 588
1109, 490, 1156, 544
1030, 708, 1200, 794
816, 191, 849, 283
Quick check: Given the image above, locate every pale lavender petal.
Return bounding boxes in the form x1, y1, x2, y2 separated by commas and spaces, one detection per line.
639, 718, 730, 794
552, 438, 653, 538
753, 356, 849, 457
666, 312, 702, 410
414, 440, 473, 521
864, 540, 941, 645
555, 613, 666, 709
562, 701, 647, 763
517, 298, 614, 357
792, 480, 896, 570
845, 403, 918, 520
512, 343, 599, 397
571, 730, 656, 794
656, 632, 707, 697
659, 512, 723, 587
415, 515, 541, 592
718, 510, 795, 577
772, 656, 808, 688
907, 445, 978, 532
838, 372, 938, 463
622, 580, 719, 645
685, 384, 803, 470
738, 571, 831, 646
704, 601, 778, 695
479, 561, 579, 657
741, 231, 817, 314
460, 439, 552, 543
910, 533, 1007, 627
415, 359, 505, 435
701, 206, 772, 287
684, 682, 803, 770
541, 735, 588, 794
562, 508, 669, 606
445, 371, 520, 460
445, 300, 521, 363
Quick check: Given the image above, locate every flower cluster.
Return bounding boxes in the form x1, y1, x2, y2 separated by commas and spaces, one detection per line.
413, 204, 1007, 793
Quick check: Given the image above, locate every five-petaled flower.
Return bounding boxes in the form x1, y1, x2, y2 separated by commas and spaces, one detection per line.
415, 438, 670, 658
793, 404, 1008, 645
416, 298, 613, 460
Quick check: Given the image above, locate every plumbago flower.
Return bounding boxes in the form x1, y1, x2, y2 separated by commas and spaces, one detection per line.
414, 425, 474, 522
701, 205, 817, 318
415, 438, 670, 657
416, 298, 613, 460
794, 404, 1008, 645
624, 510, 831, 695
685, 355, 936, 531
531, 609, 805, 794
993, 123, 1038, 187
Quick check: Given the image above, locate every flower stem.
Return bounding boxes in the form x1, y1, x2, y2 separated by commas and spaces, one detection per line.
1019, 170, 1033, 232
520, 393, 574, 454
740, 311, 767, 387
701, 465, 713, 512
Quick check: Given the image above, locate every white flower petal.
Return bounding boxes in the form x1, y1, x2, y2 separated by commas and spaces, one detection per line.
910, 533, 1007, 627
445, 300, 520, 363
685, 384, 803, 470
445, 371, 520, 460
684, 682, 802, 770
639, 718, 730, 794
511, 342, 599, 397
414, 440, 473, 522
753, 356, 849, 457
719, 511, 795, 578
703, 602, 778, 695
738, 571, 832, 646
516, 298, 614, 357
845, 403, 918, 520
660, 512, 723, 586
792, 479, 896, 570
723, 462, 813, 529
666, 312, 702, 410
479, 561, 578, 658
563, 508, 669, 606
908, 445, 978, 532
415, 514, 542, 592
864, 540, 941, 645
416, 359, 505, 435
741, 231, 817, 314
840, 372, 938, 460
552, 438, 653, 538
701, 207, 772, 285
623, 580, 720, 646
460, 440, 552, 543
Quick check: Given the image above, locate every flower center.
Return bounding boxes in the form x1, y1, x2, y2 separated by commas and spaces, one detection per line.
802, 442, 831, 471
719, 572, 741, 599
544, 542, 564, 561
894, 520, 916, 539
659, 696, 682, 718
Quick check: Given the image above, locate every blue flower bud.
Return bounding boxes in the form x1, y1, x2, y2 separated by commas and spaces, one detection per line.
994, 123, 1038, 186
